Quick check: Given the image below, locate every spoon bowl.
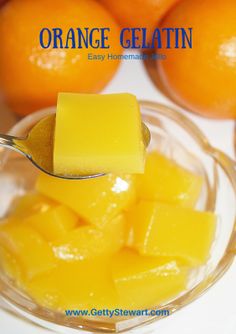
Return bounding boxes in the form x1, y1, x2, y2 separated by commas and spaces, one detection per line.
0, 113, 151, 180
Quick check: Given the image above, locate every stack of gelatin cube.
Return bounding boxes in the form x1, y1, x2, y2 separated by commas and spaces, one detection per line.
0, 151, 216, 313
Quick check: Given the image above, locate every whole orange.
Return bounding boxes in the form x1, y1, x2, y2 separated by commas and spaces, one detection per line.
99, 0, 180, 42
0, 0, 122, 116
157, 0, 236, 119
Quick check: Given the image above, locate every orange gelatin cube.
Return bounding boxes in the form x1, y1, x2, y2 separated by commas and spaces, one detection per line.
137, 152, 203, 207
36, 172, 136, 227
112, 249, 187, 309
25, 258, 118, 311
0, 222, 56, 279
10, 193, 56, 218
25, 205, 78, 241
54, 93, 145, 175
129, 201, 216, 265
52, 214, 125, 261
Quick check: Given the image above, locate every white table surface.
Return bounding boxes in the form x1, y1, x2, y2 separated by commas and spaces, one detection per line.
0, 52, 235, 334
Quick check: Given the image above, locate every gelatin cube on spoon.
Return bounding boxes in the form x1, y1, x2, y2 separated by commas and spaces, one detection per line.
128, 201, 216, 266
53, 93, 145, 175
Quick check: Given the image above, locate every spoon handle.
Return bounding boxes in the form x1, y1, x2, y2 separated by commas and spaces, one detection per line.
0, 134, 18, 147
0, 134, 26, 155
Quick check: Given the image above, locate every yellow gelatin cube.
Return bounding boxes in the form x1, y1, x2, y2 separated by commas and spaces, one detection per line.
112, 249, 187, 309
129, 201, 216, 266
52, 214, 125, 261
25, 205, 78, 242
0, 223, 56, 279
54, 93, 145, 175
137, 152, 203, 207
36, 172, 136, 227
25, 258, 118, 311
0, 246, 23, 282
10, 193, 56, 218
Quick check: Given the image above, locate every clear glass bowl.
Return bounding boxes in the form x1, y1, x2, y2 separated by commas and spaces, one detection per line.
0, 101, 235, 334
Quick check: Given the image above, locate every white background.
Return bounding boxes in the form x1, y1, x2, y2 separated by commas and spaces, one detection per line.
0, 53, 236, 333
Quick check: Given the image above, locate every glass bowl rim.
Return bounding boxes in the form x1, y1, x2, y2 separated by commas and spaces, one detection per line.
0, 100, 236, 333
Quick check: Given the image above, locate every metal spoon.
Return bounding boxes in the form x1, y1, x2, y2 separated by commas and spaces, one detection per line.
0, 114, 151, 180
